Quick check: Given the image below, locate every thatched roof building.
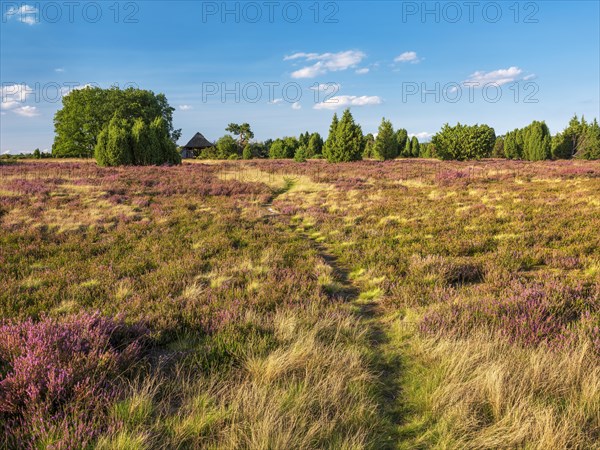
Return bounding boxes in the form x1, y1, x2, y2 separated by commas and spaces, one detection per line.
181, 132, 213, 158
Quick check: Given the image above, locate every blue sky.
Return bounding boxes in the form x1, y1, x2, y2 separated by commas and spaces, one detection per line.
1, 0, 599, 153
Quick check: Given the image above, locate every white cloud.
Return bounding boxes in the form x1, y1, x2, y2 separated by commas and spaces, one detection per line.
179, 104, 193, 111
409, 132, 433, 140
284, 50, 366, 78
314, 95, 382, 110
291, 102, 302, 110
268, 98, 284, 104
4, 4, 39, 25
1, 84, 39, 118
355, 68, 370, 75
1, 84, 33, 106
55, 68, 65, 73
462, 66, 525, 87
13, 106, 39, 117
59, 83, 95, 97
0, 100, 19, 110
394, 51, 421, 63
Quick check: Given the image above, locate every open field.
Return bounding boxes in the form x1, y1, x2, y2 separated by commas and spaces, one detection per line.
1, 159, 599, 449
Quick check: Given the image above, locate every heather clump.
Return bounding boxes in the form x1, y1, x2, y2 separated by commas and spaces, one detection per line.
420, 280, 599, 348
0, 312, 148, 448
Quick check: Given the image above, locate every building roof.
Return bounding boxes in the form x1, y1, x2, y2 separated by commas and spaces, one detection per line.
182, 132, 213, 149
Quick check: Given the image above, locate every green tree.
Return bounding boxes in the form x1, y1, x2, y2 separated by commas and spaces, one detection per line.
283, 137, 299, 157
404, 137, 412, 158
362, 133, 375, 158
53, 87, 179, 158
269, 139, 286, 159
373, 118, 397, 160
242, 145, 253, 160
308, 132, 324, 156
504, 129, 522, 159
150, 117, 181, 165
95, 115, 133, 166
32, 148, 41, 159
411, 136, 420, 157
323, 113, 339, 161
504, 121, 552, 161
225, 123, 254, 147
551, 133, 571, 160
492, 137, 505, 158
420, 143, 435, 158
432, 123, 495, 160
555, 115, 600, 159
298, 131, 310, 148
396, 129, 409, 157
294, 145, 310, 162
578, 119, 600, 159
215, 135, 239, 159
522, 121, 551, 161
268, 137, 297, 159
131, 118, 160, 165
324, 109, 363, 162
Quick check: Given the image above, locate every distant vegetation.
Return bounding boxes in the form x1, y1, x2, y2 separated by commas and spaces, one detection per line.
198, 110, 599, 163
25, 86, 594, 164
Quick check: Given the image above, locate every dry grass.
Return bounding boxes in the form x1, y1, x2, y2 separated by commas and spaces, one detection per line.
99, 309, 382, 449
410, 333, 600, 449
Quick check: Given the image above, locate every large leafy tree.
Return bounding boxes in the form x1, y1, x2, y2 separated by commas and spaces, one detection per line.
373, 118, 397, 160
53, 87, 180, 158
225, 123, 254, 148
432, 123, 496, 160
323, 109, 363, 162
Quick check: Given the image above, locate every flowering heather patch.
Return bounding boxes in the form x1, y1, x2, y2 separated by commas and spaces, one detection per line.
0, 312, 148, 448
419, 280, 600, 348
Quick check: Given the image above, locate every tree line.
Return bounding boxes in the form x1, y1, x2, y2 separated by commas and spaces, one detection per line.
207, 110, 599, 163
49, 87, 599, 165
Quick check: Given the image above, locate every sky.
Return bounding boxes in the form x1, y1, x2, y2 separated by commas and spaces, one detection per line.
1, 0, 599, 153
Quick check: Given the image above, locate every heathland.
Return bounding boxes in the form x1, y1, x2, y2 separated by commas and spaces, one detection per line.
1, 158, 599, 449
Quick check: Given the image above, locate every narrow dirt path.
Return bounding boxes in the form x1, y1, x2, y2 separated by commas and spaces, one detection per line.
307, 237, 406, 448
263, 177, 407, 448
